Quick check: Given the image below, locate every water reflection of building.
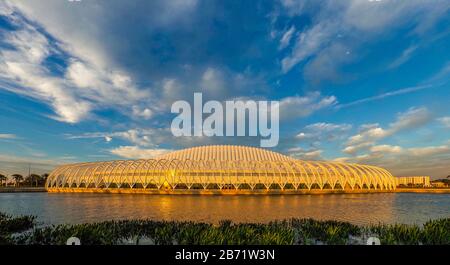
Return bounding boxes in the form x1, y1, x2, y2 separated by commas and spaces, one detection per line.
395, 176, 430, 187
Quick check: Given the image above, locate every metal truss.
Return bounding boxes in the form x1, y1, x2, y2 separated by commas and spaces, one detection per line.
46, 157, 396, 191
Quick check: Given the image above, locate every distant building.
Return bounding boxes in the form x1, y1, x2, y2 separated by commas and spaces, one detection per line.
396, 176, 431, 187
430, 181, 447, 188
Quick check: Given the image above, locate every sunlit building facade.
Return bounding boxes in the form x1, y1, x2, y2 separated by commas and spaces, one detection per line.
396, 176, 431, 187
46, 145, 397, 193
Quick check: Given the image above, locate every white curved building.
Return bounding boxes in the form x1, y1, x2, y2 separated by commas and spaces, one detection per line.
46, 145, 396, 193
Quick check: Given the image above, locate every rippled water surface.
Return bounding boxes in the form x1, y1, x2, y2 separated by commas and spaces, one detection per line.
0, 193, 448, 225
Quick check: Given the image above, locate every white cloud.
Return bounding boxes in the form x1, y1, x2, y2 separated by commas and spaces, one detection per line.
0, 153, 71, 176
388, 45, 418, 69
281, 22, 331, 73
162, 78, 184, 102
279, 92, 337, 120
132, 106, 153, 120
7, 0, 199, 70
287, 147, 323, 160
201, 67, 226, 94
427, 62, 450, 83
332, 157, 350, 163
0, 24, 93, 123
437, 117, 450, 128
342, 107, 432, 156
296, 122, 352, 143
335, 143, 450, 178
347, 124, 388, 146
370, 144, 402, 154
408, 145, 450, 156
0, 3, 154, 123
0, 134, 17, 139
346, 107, 431, 147
68, 129, 157, 147
279, 0, 449, 79
390, 107, 432, 132
295, 132, 309, 140
279, 0, 307, 16
342, 142, 374, 155
304, 122, 351, 133
279, 26, 296, 50
110, 146, 172, 159
336, 84, 435, 109
64, 59, 150, 110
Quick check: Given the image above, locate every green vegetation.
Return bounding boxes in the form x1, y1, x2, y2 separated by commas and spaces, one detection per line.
431, 178, 450, 187
0, 174, 7, 187
11, 174, 24, 186
365, 219, 450, 245
1, 212, 448, 245
0, 173, 49, 187
0, 212, 36, 244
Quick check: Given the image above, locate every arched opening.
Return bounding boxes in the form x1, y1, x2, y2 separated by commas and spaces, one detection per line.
343, 183, 353, 190
174, 183, 189, 189
284, 183, 295, 190
147, 184, 158, 189
206, 183, 220, 190
298, 183, 308, 189
254, 183, 266, 190
238, 183, 252, 190
120, 183, 131, 189
269, 183, 282, 190
221, 184, 235, 190
334, 183, 344, 190
190, 183, 204, 189
310, 183, 321, 189
322, 183, 333, 189
134, 183, 144, 189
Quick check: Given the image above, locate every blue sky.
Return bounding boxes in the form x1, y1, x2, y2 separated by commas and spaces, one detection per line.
0, 0, 449, 178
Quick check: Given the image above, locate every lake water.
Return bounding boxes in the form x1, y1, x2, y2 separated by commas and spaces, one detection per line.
0, 193, 448, 226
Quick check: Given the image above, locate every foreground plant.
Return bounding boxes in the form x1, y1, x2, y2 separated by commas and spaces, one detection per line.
2, 212, 448, 245
0, 212, 36, 244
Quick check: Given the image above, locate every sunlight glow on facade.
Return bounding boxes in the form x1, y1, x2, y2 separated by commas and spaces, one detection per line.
46, 145, 396, 192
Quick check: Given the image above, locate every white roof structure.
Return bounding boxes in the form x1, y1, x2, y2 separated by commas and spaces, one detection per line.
46, 145, 396, 192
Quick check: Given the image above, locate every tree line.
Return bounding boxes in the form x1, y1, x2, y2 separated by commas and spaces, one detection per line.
0, 173, 49, 187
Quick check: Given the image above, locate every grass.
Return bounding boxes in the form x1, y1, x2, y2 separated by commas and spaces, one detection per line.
1, 212, 448, 245
0, 212, 36, 244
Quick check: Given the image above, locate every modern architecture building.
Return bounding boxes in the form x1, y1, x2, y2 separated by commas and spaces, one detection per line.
46, 145, 397, 193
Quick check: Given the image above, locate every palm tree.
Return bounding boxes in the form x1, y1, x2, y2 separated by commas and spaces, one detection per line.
27, 174, 42, 187
41, 173, 49, 186
0, 174, 7, 187
11, 174, 24, 187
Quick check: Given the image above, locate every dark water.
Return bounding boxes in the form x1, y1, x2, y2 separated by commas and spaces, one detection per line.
0, 193, 448, 226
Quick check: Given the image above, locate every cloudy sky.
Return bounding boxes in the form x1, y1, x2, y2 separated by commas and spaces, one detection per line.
0, 0, 449, 178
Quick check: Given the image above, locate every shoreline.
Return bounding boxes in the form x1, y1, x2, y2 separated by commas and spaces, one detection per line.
1, 187, 449, 194
395, 188, 450, 194
0, 187, 46, 193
